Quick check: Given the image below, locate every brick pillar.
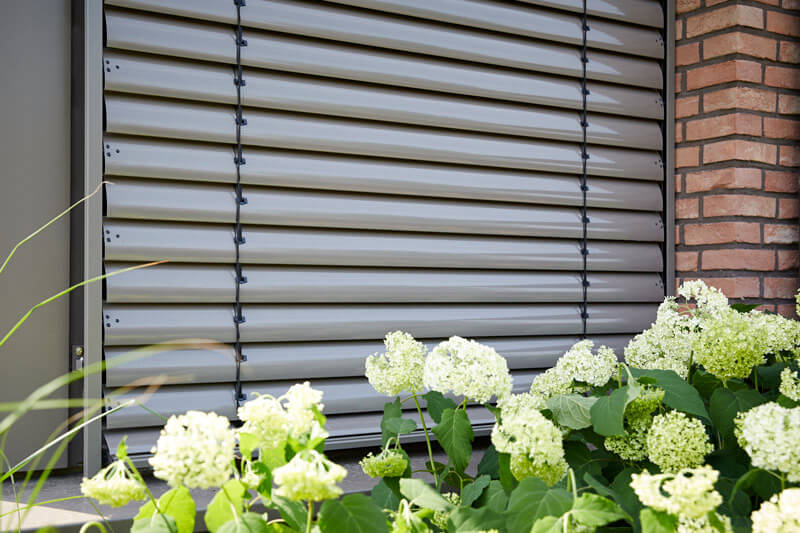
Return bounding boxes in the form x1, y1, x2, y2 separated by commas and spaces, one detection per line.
675, 0, 800, 317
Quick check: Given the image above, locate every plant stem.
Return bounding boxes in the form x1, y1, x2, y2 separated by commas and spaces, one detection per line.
412, 393, 438, 486
79, 522, 108, 533
306, 501, 314, 533
568, 469, 578, 500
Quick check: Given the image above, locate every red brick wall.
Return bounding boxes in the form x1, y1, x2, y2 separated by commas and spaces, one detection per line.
674, 0, 800, 316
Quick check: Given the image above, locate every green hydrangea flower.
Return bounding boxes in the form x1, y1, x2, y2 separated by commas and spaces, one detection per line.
80, 459, 146, 507
509, 453, 568, 487
431, 492, 460, 531
779, 367, 800, 402
692, 308, 771, 382
735, 402, 800, 482
646, 411, 712, 472
366, 331, 427, 396
630, 466, 722, 519
605, 386, 664, 461
359, 448, 408, 478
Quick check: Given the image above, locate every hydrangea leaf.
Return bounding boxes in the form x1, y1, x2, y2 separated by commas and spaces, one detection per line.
217, 513, 269, 533
131, 514, 178, 533
547, 394, 597, 430
629, 368, 710, 421
610, 468, 643, 523
432, 408, 473, 473
564, 441, 604, 481
460, 474, 491, 508
691, 369, 723, 400
399, 478, 453, 512
506, 478, 572, 533
423, 391, 457, 424
731, 468, 782, 504
639, 508, 678, 533
590, 384, 640, 437
583, 473, 616, 501
530, 515, 561, 533
477, 445, 499, 479
477, 480, 509, 513
371, 479, 400, 511
447, 507, 505, 532
318, 494, 388, 533
380, 398, 403, 446
238, 432, 259, 460
497, 451, 516, 494
709, 388, 766, 442
571, 493, 631, 527
134, 487, 195, 533
756, 362, 785, 391
730, 303, 760, 313
204, 480, 247, 533
383, 417, 417, 436
270, 495, 307, 531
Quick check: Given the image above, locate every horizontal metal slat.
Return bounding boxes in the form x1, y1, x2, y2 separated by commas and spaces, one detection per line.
104, 52, 663, 141
105, 96, 664, 177
106, 0, 664, 58
105, 263, 665, 304
104, 220, 665, 271
102, 303, 658, 346
520, 0, 664, 28
104, 334, 636, 386
324, 0, 664, 58
105, 179, 664, 241
103, 136, 664, 209
104, 9, 663, 89
105, 51, 663, 120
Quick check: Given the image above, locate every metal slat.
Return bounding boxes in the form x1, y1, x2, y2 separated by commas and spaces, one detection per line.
104, 9, 663, 89
101, 303, 658, 346
105, 179, 664, 242
104, 263, 665, 304
104, 334, 635, 386
103, 220, 665, 271
105, 96, 664, 177
106, 0, 663, 58
324, 0, 664, 58
520, 0, 664, 28
103, 52, 663, 140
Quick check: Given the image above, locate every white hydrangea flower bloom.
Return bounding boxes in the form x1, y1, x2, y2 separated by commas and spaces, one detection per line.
630, 466, 722, 519
365, 331, 427, 396
753, 312, 800, 357
80, 459, 146, 507
555, 339, 619, 387
780, 368, 800, 402
424, 336, 512, 403
149, 410, 235, 489
646, 411, 713, 472
283, 381, 324, 412
735, 402, 800, 482
677, 514, 732, 533
529, 367, 575, 399
237, 394, 289, 450
282, 381, 328, 442
273, 450, 347, 502
751, 489, 800, 533
678, 280, 728, 317
624, 298, 694, 378
693, 308, 771, 382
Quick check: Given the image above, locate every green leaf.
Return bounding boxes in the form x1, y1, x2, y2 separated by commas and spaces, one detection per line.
507, 478, 572, 533
731, 468, 782, 503
447, 507, 505, 532
318, 494, 388, 533
591, 384, 640, 437
564, 441, 603, 483
547, 394, 598, 430
610, 469, 642, 525
134, 487, 196, 533
706, 448, 750, 480
571, 493, 631, 527
639, 509, 678, 533
270, 495, 307, 531
715, 477, 751, 520
371, 479, 400, 511
423, 391, 457, 424
692, 369, 723, 400
477, 480, 509, 514
205, 480, 247, 533
709, 388, 766, 442
629, 368, 709, 421
132, 514, 179, 533
498, 451, 516, 494
217, 513, 269, 533
381, 398, 404, 446
477, 445, 499, 479
778, 394, 800, 407
383, 417, 417, 435
432, 408, 474, 473
260, 446, 287, 470
583, 473, 616, 501
461, 475, 491, 508
531, 515, 562, 533
730, 303, 760, 313
399, 478, 453, 512
756, 363, 785, 392
238, 432, 259, 459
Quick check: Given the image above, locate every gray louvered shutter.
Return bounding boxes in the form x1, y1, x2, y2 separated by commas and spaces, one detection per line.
100, 0, 668, 457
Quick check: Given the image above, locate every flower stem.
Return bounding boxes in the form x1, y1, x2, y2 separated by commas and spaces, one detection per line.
305, 501, 314, 533
79, 522, 108, 533
412, 393, 438, 487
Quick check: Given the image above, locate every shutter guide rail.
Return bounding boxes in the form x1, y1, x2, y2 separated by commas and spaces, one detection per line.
234, 0, 248, 405
580, 0, 590, 339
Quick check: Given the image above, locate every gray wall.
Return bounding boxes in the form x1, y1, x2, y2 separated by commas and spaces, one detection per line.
0, 1, 72, 468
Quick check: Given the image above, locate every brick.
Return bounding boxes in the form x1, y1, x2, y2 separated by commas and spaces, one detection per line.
764, 277, 800, 298
676, 96, 700, 118
675, 174, 683, 193
703, 194, 776, 217
685, 113, 762, 140
702, 249, 775, 270
686, 60, 762, 90
676, 225, 681, 245
764, 117, 800, 139
703, 87, 776, 113
778, 250, 800, 270
784, 0, 800, 9
677, 0, 701, 13
777, 304, 798, 319
677, 43, 701, 66
779, 94, 800, 114
676, 197, 700, 218
766, 11, 800, 37
703, 32, 778, 60
676, 146, 700, 167
683, 222, 761, 244
779, 41, 800, 62
779, 145, 800, 166
765, 66, 800, 89
676, 73, 682, 93
765, 170, 799, 192
753, 0, 780, 6
779, 197, 800, 219
703, 140, 778, 164
676, 126, 683, 143
676, 251, 699, 271
756, 304, 777, 313
685, 167, 762, 192
677, 19, 684, 40
686, 5, 764, 38
698, 277, 761, 298
765, 223, 800, 243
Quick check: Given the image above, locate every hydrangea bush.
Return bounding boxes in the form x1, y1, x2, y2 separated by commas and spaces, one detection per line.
80, 281, 800, 532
